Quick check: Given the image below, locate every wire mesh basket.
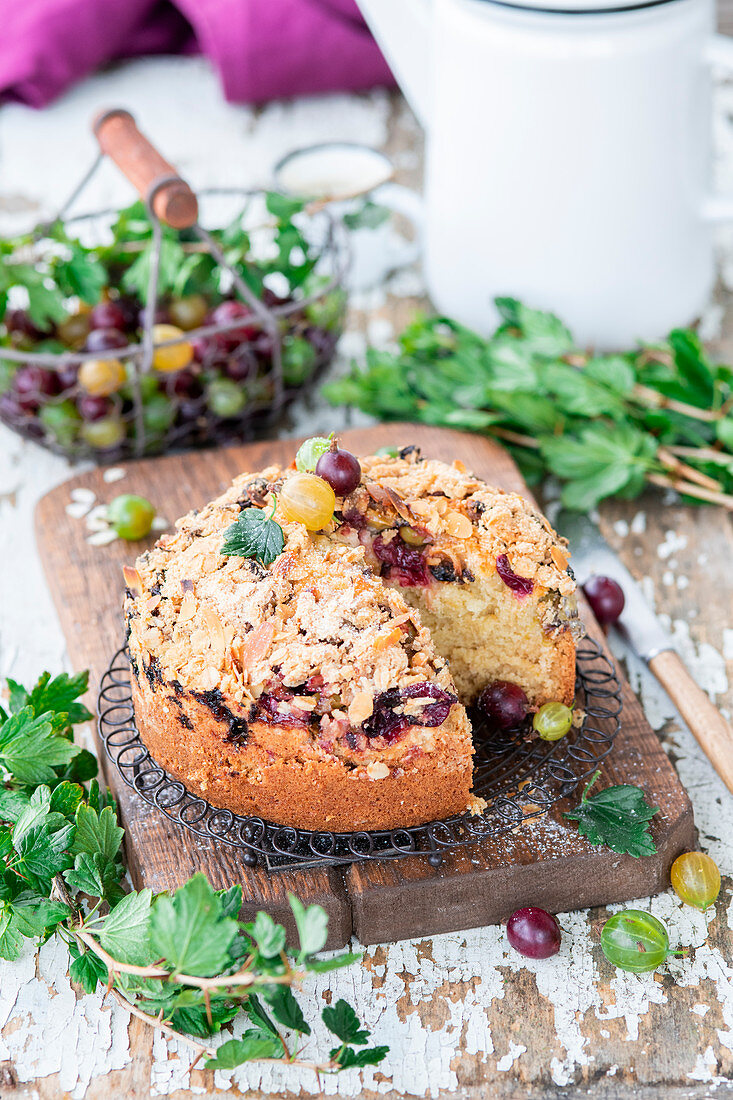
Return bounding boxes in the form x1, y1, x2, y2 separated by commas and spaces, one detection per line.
0, 110, 348, 462
98, 636, 622, 872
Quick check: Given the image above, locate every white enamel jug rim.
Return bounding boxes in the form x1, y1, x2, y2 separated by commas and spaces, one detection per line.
462, 0, 690, 16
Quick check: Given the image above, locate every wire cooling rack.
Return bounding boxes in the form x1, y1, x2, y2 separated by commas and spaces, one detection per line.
97, 637, 622, 871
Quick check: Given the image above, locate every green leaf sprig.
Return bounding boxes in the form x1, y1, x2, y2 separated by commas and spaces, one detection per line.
323, 298, 733, 512
564, 770, 658, 857
220, 498, 285, 566
0, 668, 387, 1075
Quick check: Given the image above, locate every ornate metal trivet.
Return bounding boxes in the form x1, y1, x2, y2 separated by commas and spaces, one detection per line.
97, 638, 622, 872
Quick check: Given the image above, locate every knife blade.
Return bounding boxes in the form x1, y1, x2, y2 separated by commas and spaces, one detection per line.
556, 510, 670, 661
557, 508, 733, 795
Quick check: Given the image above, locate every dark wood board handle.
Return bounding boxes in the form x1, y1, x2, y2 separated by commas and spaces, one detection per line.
649, 648, 733, 795
93, 108, 198, 229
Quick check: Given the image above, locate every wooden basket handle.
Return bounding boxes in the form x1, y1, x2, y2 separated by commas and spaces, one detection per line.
92, 108, 198, 229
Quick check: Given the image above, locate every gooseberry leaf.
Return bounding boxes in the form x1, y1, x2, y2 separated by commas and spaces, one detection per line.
150, 873, 238, 976
331, 1045, 390, 1068
322, 999, 370, 1045
220, 506, 284, 566
564, 772, 658, 857
289, 894, 328, 958
205, 1031, 283, 1070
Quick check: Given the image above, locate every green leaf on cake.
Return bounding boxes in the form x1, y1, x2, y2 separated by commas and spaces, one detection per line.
220, 504, 284, 566
564, 771, 658, 857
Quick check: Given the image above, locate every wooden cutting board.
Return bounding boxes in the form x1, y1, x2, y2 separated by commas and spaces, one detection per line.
35, 424, 695, 948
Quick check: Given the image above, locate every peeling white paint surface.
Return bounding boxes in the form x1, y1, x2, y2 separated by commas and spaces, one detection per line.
1, 53, 733, 1100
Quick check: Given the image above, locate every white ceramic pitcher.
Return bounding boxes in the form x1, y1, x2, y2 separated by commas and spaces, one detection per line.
356, 0, 733, 348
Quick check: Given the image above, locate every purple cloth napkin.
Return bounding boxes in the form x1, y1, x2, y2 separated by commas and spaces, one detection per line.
0, 0, 393, 108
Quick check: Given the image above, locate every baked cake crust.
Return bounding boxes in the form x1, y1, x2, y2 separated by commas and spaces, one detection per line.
125, 447, 578, 832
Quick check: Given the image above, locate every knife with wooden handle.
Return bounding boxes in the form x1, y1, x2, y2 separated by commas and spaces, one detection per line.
559, 510, 733, 795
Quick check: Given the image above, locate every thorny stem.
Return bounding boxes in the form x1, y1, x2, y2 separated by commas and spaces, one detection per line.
108, 986, 335, 1073
647, 473, 733, 510
631, 383, 733, 423
74, 927, 297, 990
667, 445, 733, 465
60, 906, 335, 1074
656, 447, 723, 492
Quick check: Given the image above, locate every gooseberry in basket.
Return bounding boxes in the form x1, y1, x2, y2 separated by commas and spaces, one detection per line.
78, 358, 126, 397
58, 310, 90, 350
151, 324, 194, 373
0, 391, 25, 424
78, 394, 112, 422
225, 347, 257, 383
80, 415, 126, 450
143, 393, 176, 435
282, 334, 317, 386
56, 361, 80, 391
170, 369, 203, 399
211, 300, 260, 350
14, 365, 61, 411
39, 400, 81, 446
168, 294, 208, 331
5, 308, 54, 342
89, 301, 127, 333
85, 328, 127, 354
206, 377, 247, 419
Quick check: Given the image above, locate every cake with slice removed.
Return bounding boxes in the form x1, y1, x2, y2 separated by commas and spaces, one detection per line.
124, 440, 580, 832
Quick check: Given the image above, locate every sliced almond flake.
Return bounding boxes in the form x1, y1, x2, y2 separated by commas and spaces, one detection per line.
86, 503, 109, 525
238, 622, 275, 671
373, 626, 403, 652
347, 691, 374, 724
291, 696, 317, 711
452, 460, 467, 473
202, 606, 226, 650
87, 528, 118, 547
102, 467, 126, 483
146, 594, 161, 612
66, 501, 93, 520
87, 517, 112, 533
366, 761, 389, 780
70, 487, 97, 505
199, 666, 221, 690
179, 592, 197, 621
443, 511, 473, 539
550, 545, 570, 571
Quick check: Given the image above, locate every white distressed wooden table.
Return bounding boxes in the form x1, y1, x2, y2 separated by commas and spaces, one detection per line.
1, 54, 733, 1100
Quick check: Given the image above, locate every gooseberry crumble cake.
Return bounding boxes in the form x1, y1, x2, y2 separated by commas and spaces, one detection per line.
124, 440, 580, 831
